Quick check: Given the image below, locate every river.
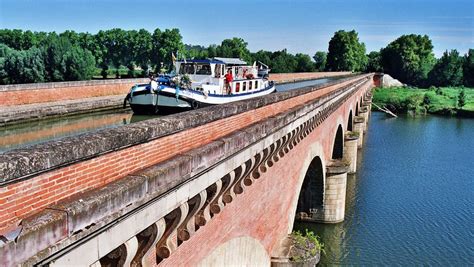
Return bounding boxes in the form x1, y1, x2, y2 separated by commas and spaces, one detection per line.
295, 112, 474, 265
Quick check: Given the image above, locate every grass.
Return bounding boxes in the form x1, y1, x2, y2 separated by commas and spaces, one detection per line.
372, 86, 474, 116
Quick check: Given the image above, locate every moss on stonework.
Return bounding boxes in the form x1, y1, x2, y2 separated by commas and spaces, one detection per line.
289, 230, 324, 262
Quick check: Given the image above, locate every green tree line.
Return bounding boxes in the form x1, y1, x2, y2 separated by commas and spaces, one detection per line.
1, 28, 472, 87
366, 34, 474, 87
0, 29, 320, 85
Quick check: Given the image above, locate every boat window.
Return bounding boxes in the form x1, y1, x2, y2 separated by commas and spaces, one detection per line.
243, 81, 247, 91
235, 82, 240, 93
255, 81, 258, 89
214, 64, 223, 77
196, 64, 211, 75
249, 80, 253, 90
180, 63, 195, 75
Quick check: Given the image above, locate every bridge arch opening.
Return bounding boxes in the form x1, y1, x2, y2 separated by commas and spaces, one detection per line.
347, 110, 353, 131
296, 156, 324, 217
332, 125, 344, 159
355, 102, 359, 116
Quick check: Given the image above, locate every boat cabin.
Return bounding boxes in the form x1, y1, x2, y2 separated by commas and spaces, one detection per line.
175, 57, 266, 95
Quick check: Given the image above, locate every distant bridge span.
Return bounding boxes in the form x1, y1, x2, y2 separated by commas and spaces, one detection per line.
0, 74, 375, 266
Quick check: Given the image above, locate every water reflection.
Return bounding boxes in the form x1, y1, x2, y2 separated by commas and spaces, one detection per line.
294, 112, 474, 265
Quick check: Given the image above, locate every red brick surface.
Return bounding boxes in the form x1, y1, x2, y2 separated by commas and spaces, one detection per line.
0, 80, 144, 106
0, 76, 368, 235
159, 80, 373, 266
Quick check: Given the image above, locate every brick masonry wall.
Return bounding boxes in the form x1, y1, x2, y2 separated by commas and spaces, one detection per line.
0, 72, 350, 106
160, 81, 373, 266
0, 76, 370, 235
0, 78, 148, 106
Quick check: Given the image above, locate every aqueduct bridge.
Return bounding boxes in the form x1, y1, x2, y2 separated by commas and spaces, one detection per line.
0, 74, 375, 266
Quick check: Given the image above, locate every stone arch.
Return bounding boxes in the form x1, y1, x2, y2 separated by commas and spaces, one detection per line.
355, 102, 359, 116
347, 110, 353, 131
295, 156, 325, 219
331, 125, 344, 159
287, 142, 326, 233
198, 236, 269, 266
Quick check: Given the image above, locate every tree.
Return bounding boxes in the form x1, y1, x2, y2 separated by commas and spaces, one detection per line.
3, 47, 45, 84
381, 34, 435, 86
0, 44, 13, 84
366, 51, 383, 72
43, 35, 73, 81
0, 29, 24, 50
313, 51, 327, 71
133, 29, 153, 76
295, 53, 315, 72
185, 44, 209, 60
63, 46, 96, 81
271, 49, 297, 73
326, 30, 367, 72
252, 50, 272, 66
428, 50, 464, 87
216, 38, 252, 63
157, 29, 185, 71
463, 49, 474, 87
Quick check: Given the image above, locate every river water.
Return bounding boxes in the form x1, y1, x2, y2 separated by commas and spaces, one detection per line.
0, 78, 336, 153
295, 112, 474, 265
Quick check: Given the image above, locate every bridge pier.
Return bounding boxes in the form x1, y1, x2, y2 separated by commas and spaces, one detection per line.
360, 106, 370, 132
343, 133, 359, 174
320, 160, 349, 223
296, 159, 349, 224
353, 116, 365, 148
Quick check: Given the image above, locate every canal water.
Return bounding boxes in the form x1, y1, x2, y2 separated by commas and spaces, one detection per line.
295, 112, 474, 265
0, 78, 336, 153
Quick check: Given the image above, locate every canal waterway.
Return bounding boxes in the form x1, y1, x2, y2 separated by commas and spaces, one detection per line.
0, 77, 337, 153
295, 112, 474, 265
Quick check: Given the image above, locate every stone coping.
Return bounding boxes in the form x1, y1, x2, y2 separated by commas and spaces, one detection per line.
354, 116, 365, 123
344, 131, 359, 141
326, 159, 350, 175
0, 75, 368, 185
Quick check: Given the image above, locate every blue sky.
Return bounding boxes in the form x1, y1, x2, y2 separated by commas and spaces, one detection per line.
0, 0, 472, 57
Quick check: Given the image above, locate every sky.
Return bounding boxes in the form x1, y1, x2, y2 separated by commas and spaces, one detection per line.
0, 0, 473, 57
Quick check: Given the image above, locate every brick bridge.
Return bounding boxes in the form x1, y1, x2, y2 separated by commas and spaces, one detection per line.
0, 74, 376, 266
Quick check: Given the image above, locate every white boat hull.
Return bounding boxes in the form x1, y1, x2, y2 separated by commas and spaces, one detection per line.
127, 82, 276, 114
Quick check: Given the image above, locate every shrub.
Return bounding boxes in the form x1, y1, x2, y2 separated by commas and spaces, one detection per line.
290, 230, 324, 262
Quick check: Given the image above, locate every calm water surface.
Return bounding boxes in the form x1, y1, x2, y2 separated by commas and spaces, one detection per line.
296, 112, 474, 265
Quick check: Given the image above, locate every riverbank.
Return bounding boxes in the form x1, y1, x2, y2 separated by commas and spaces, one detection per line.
372, 86, 474, 117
